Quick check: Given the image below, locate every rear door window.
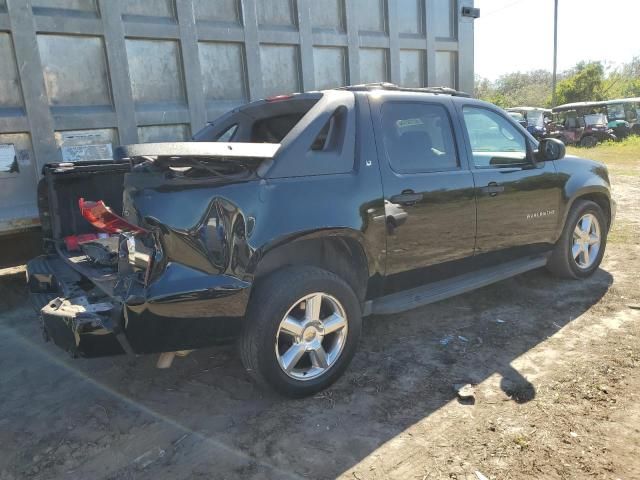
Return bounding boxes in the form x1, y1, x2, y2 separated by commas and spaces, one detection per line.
381, 102, 458, 173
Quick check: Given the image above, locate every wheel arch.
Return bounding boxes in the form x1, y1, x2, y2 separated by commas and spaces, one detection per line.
249, 229, 371, 302
560, 186, 612, 237
572, 192, 611, 229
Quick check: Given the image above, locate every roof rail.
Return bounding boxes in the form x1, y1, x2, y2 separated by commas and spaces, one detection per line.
337, 82, 471, 97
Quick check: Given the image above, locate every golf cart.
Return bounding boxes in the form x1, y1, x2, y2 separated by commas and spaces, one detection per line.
549, 102, 616, 147
602, 98, 640, 138
506, 110, 528, 129
506, 107, 552, 140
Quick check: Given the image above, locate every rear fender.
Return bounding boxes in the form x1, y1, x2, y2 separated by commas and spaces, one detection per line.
248, 228, 376, 301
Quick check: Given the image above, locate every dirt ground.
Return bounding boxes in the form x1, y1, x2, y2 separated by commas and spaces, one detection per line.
1, 149, 638, 480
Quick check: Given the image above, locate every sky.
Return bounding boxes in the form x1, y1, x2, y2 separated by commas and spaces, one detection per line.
474, 0, 640, 80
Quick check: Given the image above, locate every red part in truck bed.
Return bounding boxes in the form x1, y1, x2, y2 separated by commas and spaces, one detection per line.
78, 198, 147, 234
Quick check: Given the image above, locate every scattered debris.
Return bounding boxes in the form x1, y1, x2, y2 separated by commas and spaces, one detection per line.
439, 334, 472, 346
133, 447, 166, 469
570, 431, 578, 438
475, 471, 489, 480
439, 334, 455, 346
172, 433, 189, 447
454, 383, 476, 402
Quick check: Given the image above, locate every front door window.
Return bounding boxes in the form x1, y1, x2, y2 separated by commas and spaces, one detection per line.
462, 106, 528, 168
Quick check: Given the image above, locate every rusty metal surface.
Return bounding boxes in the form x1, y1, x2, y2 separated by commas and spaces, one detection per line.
0, 0, 474, 235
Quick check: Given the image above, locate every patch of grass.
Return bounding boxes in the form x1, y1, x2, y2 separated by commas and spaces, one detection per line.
566, 135, 640, 169
608, 168, 639, 177
513, 435, 530, 450
608, 223, 637, 245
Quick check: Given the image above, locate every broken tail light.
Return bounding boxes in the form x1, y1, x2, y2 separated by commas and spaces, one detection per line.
79, 198, 148, 234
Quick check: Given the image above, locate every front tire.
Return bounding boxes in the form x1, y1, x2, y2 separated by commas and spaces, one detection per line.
547, 200, 608, 279
240, 266, 362, 397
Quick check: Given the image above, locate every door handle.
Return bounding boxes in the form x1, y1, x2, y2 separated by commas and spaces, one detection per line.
481, 182, 505, 196
390, 190, 423, 205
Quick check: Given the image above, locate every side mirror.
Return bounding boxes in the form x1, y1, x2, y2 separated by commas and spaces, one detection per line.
537, 137, 565, 161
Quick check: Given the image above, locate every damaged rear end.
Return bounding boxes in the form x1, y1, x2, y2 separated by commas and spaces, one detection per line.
26, 92, 325, 359
26, 142, 277, 358
27, 160, 131, 357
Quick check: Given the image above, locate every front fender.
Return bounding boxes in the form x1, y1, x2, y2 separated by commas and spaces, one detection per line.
554, 157, 612, 239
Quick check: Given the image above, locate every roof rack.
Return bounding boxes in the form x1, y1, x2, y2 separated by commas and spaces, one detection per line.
337, 82, 471, 97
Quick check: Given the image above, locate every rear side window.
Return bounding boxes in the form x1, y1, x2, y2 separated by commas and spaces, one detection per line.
381, 102, 458, 173
251, 113, 306, 143
216, 124, 237, 141
310, 107, 347, 152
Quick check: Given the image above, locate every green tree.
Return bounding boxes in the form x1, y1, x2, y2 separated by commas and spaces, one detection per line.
475, 70, 555, 108
619, 57, 640, 97
474, 75, 509, 107
554, 61, 605, 105
494, 70, 553, 107
474, 59, 638, 108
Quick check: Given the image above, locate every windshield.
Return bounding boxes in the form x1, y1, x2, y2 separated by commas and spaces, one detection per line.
508, 112, 525, 122
584, 113, 607, 126
526, 110, 544, 127
607, 104, 625, 120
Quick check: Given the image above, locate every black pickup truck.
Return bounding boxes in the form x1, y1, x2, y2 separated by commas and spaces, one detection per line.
27, 84, 615, 397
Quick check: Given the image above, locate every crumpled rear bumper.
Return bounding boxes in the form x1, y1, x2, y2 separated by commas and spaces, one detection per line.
26, 255, 125, 357
26, 254, 250, 357
41, 296, 125, 357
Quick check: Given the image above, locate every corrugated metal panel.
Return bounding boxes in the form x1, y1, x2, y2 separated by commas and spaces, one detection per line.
0, 32, 23, 112
400, 49, 425, 87
38, 34, 112, 108
355, 0, 386, 32
397, 0, 424, 34
314, 46, 347, 89
258, 0, 296, 27
310, 0, 344, 32
0, 0, 474, 234
360, 48, 389, 84
260, 44, 301, 97
198, 41, 247, 103
194, 0, 239, 25
32, 0, 97, 14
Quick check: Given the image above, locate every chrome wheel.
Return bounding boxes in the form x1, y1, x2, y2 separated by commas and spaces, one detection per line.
275, 292, 348, 381
572, 213, 601, 269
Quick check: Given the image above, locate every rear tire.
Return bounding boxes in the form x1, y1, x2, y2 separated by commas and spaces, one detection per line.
547, 200, 608, 279
579, 135, 598, 148
240, 266, 362, 397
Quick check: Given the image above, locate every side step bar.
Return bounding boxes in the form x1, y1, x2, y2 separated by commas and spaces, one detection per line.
365, 255, 549, 316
